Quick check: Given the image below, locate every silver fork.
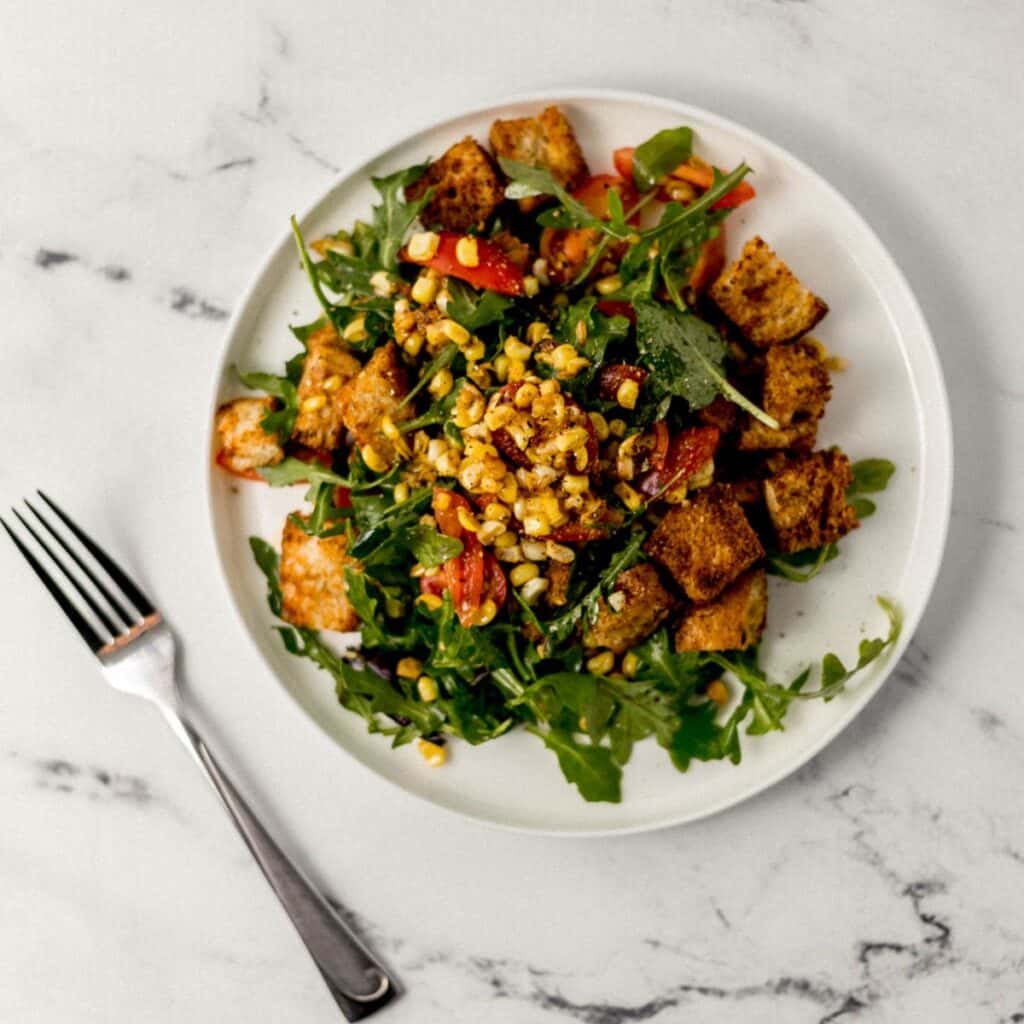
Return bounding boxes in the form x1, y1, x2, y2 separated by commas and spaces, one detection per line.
2, 492, 396, 1021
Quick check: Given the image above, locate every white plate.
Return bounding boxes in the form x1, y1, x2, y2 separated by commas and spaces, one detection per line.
204, 89, 952, 836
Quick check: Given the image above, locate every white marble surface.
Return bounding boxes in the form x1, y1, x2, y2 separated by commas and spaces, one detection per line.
1, 1, 1022, 1021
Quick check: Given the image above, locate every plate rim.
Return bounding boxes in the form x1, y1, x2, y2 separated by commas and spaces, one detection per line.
202, 87, 953, 837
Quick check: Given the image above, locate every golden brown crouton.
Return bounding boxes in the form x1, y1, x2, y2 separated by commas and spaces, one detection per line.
762, 340, 831, 426
279, 516, 361, 631
675, 569, 767, 652
489, 106, 589, 212
214, 397, 284, 476
546, 561, 572, 608
583, 563, 676, 654
710, 236, 829, 347
338, 341, 413, 465
696, 394, 739, 435
763, 450, 859, 553
737, 417, 819, 452
644, 487, 764, 603
405, 137, 504, 232
292, 323, 362, 451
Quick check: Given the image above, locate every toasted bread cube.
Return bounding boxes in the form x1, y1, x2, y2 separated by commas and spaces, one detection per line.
215, 397, 284, 475
710, 236, 828, 347
279, 516, 360, 631
763, 450, 859, 553
405, 137, 504, 232
737, 417, 819, 452
338, 341, 413, 465
489, 106, 589, 212
292, 323, 362, 451
675, 568, 767, 652
583, 563, 676, 654
645, 487, 764, 603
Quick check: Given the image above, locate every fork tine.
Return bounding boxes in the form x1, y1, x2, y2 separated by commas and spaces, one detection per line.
24, 498, 135, 627
36, 491, 156, 617
1, 516, 104, 652
12, 508, 123, 636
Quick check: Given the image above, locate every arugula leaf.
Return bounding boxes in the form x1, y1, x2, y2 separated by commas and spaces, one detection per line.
425, 592, 504, 683
405, 524, 463, 568
348, 486, 433, 561
631, 630, 717, 695
631, 126, 693, 192
290, 216, 339, 322
249, 537, 283, 616
395, 342, 460, 413
398, 379, 464, 434
446, 279, 513, 331
849, 458, 895, 494
370, 163, 430, 270
236, 368, 300, 444
767, 543, 839, 582
258, 458, 346, 488
634, 300, 778, 427
526, 725, 622, 803
341, 567, 391, 647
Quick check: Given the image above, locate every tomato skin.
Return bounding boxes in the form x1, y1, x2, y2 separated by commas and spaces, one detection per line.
598, 363, 649, 402
400, 232, 524, 295
547, 523, 608, 543
637, 426, 720, 497
595, 299, 636, 322
573, 174, 641, 220
433, 489, 473, 538
615, 147, 756, 210
613, 147, 635, 181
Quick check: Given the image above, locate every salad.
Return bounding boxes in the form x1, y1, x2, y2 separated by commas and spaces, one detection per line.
214, 105, 898, 803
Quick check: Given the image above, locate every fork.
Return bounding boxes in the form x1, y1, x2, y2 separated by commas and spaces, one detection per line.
2, 493, 397, 1021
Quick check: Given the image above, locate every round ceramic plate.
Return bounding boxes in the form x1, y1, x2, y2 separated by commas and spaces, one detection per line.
205, 89, 951, 836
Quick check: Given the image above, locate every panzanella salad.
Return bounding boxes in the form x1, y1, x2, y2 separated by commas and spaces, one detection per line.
215, 106, 898, 802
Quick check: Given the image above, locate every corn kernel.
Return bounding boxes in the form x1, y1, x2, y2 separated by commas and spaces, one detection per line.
425, 321, 449, 348
706, 680, 730, 706
556, 426, 589, 453
545, 540, 575, 564
463, 338, 486, 362
583, 411, 608, 442
362, 444, 388, 473
493, 530, 518, 550
527, 322, 549, 344
609, 418, 627, 438
563, 474, 590, 495
504, 336, 533, 362
572, 445, 590, 471
495, 543, 523, 563
621, 652, 639, 679
510, 563, 540, 587
397, 657, 423, 679
370, 270, 395, 297
407, 231, 440, 261
477, 520, 506, 545
411, 272, 440, 306
456, 507, 480, 534
595, 274, 622, 295
492, 354, 510, 382
402, 331, 425, 357
300, 394, 327, 414
436, 451, 461, 476
498, 478, 518, 503
429, 368, 454, 398
322, 374, 343, 393
520, 576, 549, 604
532, 257, 550, 284
615, 481, 643, 511
549, 344, 579, 372
381, 415, 401, 441
522, 514, 549, 537
616, 379, 640, 409
455, 235, 479, 267
538, 378, 559, 397
343, 315, 368, 343
437, 319, 468, 346
564, 357, 590, 378
523, 275, 540, 298
586, 650, 616, 675
417, 675, 439, 702
417, 593, 443, 612
521, 540, 547, 561
417, 738, 446, 766
475, 598, 498, 626
513, 382, 539, 409
506, 357, 527, 383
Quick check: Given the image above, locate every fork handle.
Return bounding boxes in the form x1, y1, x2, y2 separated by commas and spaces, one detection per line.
163, 710, 396, 1021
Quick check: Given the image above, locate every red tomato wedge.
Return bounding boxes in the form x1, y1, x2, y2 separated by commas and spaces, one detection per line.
400, 232, 524, 296
637, 427, 720, 497
573, 174, 641, 221
598, 364, 649, 402
613, 147, 756, 210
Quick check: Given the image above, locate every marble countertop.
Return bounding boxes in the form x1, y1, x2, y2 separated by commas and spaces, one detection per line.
2, 1, 1022, 1021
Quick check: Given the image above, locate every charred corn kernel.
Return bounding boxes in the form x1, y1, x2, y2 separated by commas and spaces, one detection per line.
495, 544, 523, 563
521, 540, 547, 561
615, 481, 643, 511
402, 331, 425, 357
456, 507, 480, 534
407, 230, 440, 261
436, 451, 461, 476
595, 274, 622, 296
513, 382, 539, 409
532, 257, 550, 284
467, 362, 493, 388
417, 738, 446, 766
545, 540, 575, 564
434, 492, 452, 510
483, 502, 509, 522
522, 514, 549, 537
523, 275, 540, 298
503, 336, 532, 361
510, 563, 540, 586
549, 344, 580, 371
370, 270, 395, 297
608, 590, 627, 612
573, 445, 590, 471
609, 417, 627, 438
417, 675, 439, 702
435, 288, 450, 314
616, 379, 639, 409
498, 477, 518, 503
455, 235, 479, 267
526, 321, 549, 344
706, 680, 730, 706
313, 235, 355, 258
617, 455, 635, 481
587, 411, 610, 441
520, 576, 549, 604
556, 426, 589, 453
494, 530, 518, 549
575, 319, 588, 343
463, 338, 486, 362
563, 473, 590, 495
586, 650, 615, 675
621, 652, 639, 679
381, 415, 401, 441
300, 394, 326, 413
343, 315, 368, 342
564, 357, 590, 378
439, 319, 469, 346
411, 272, 440, 306
493, 354, 511, 382
396, 657, 423, 679
477, 520, 506, 545
539, 378, 559, 397
425, 321, 449, 348
362, 444, 388, 473
417, 593, 443, 612
426, 439, 448, 466
506, 357, 527, 383
393, 481, 410, 504
323, 374, 343, 393
475, 598, 498, 626
429, 368, 454, 398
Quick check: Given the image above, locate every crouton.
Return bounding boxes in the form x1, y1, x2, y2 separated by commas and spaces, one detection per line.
338, 341, 413, 465
405, 137, 504, 232
675, 568, 767, 652
489, 106, 590, 213
291, 323, 362, 451
709, 236, 828, 347
583, 563, 676, 654
279, 516, 360, 631
762, 340, 831, 426
696, 394, 739, 435
737, 417, 819, 452
763, 450, 859, 553
546, 561, 572, 608
214, 397, 284, 476
645, 487, 764, 603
